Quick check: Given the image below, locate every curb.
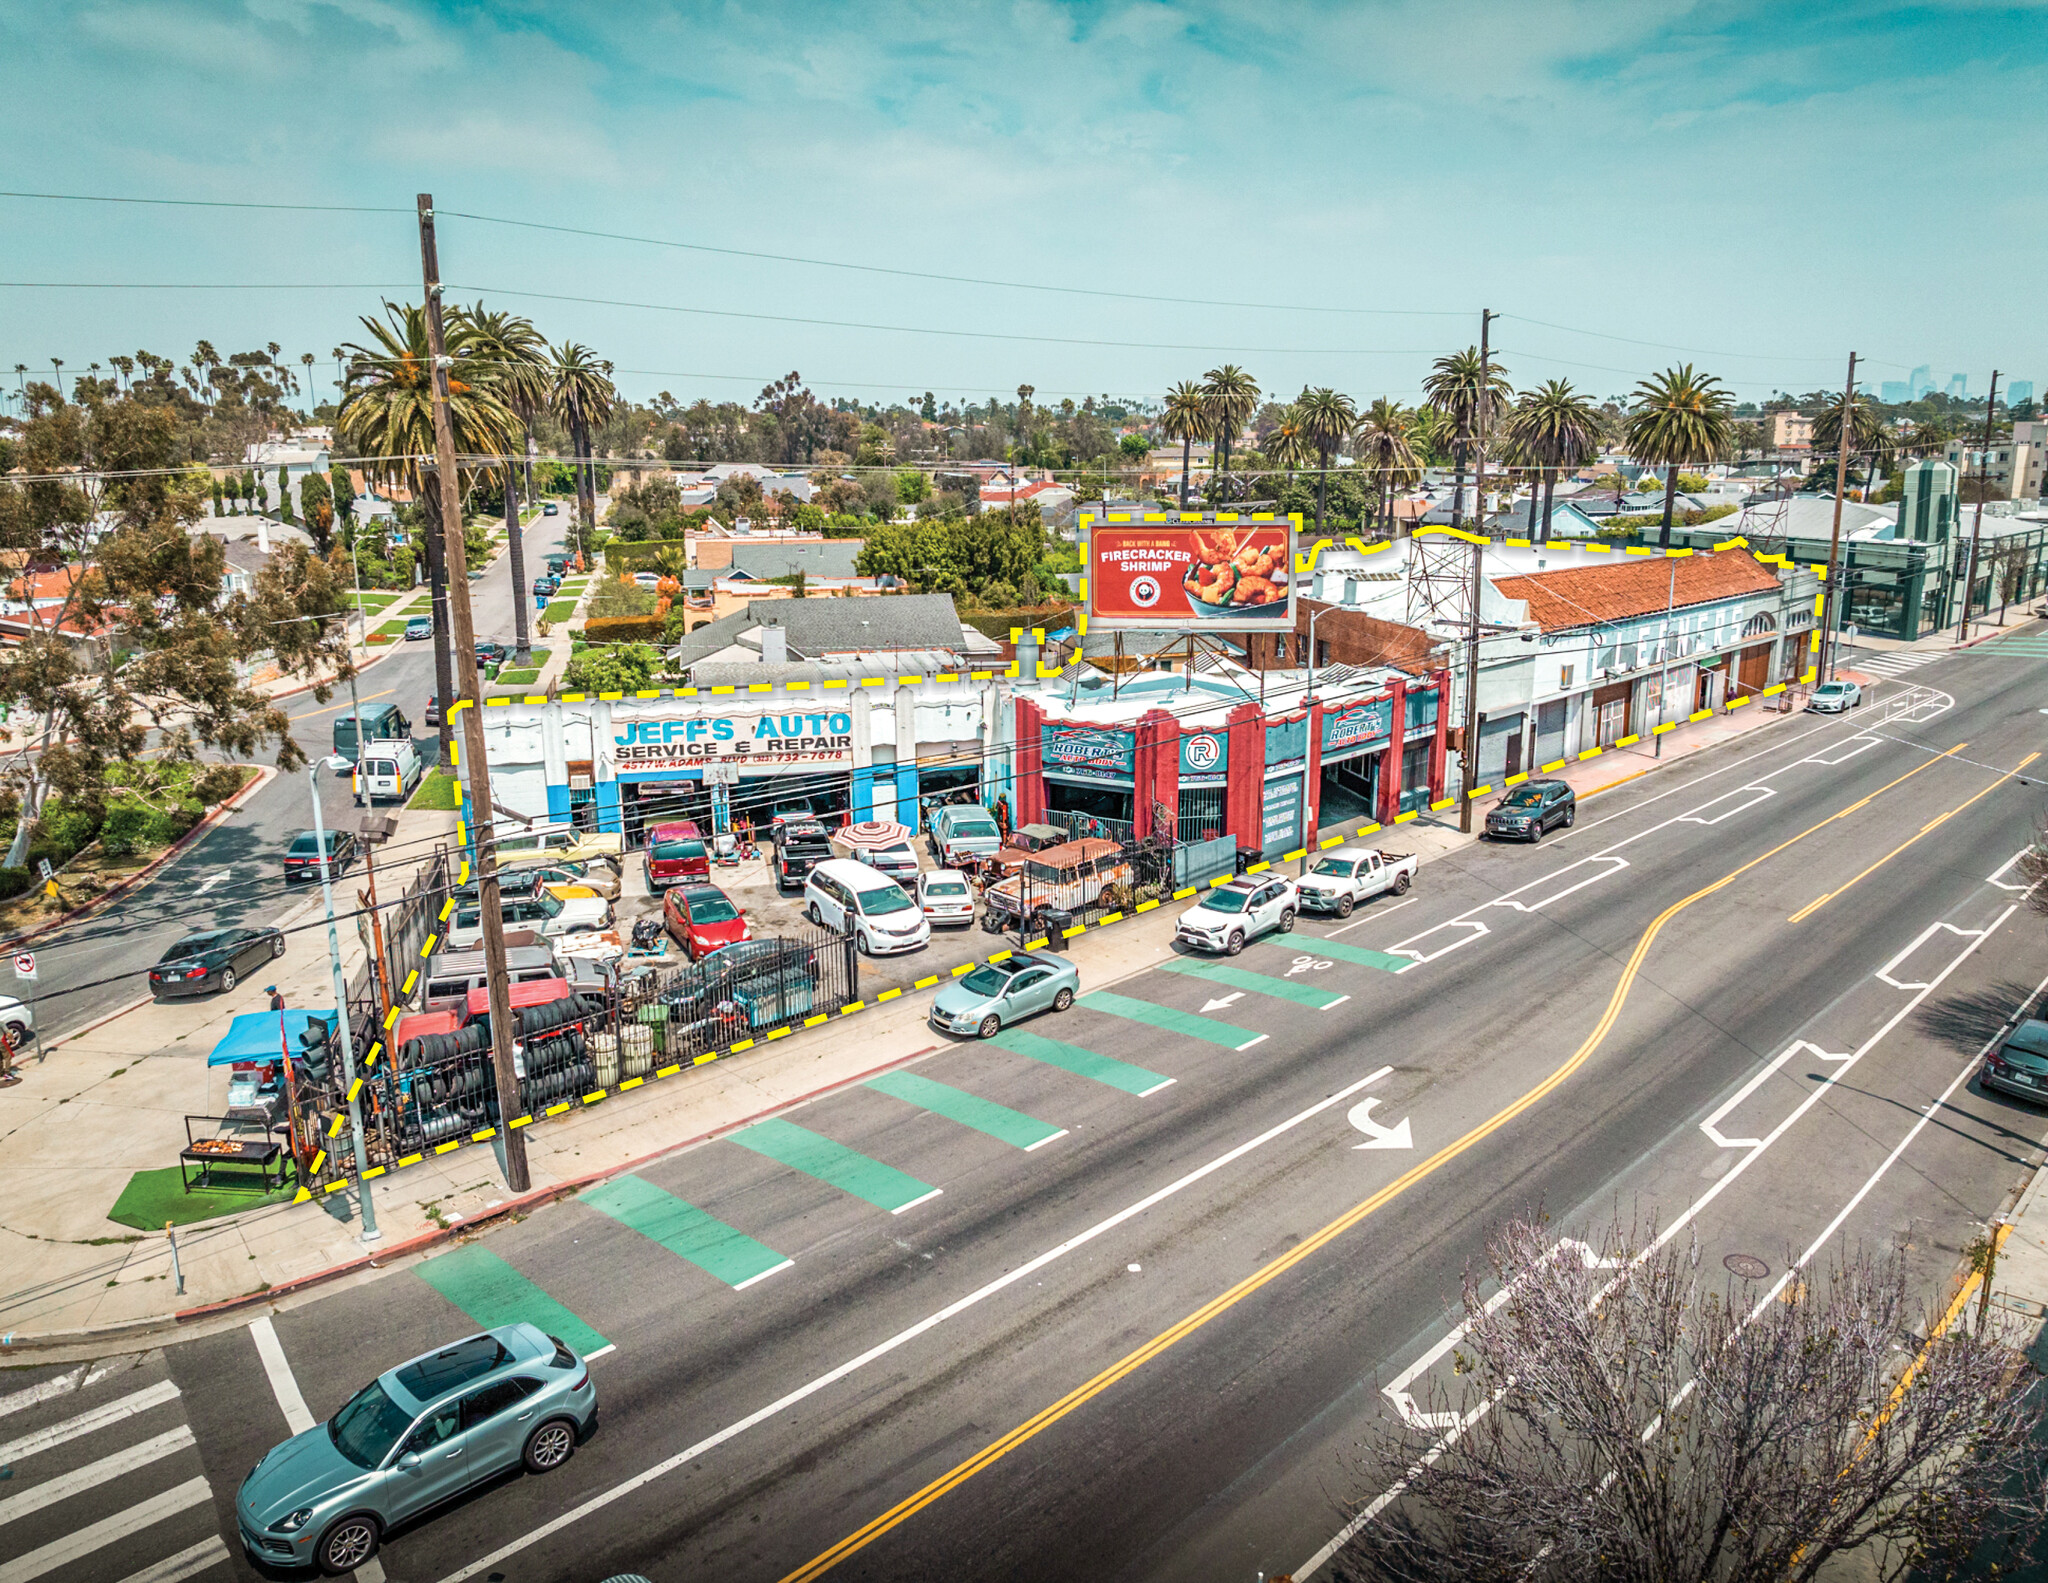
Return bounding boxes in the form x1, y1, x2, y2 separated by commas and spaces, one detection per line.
0, 764, 280, 954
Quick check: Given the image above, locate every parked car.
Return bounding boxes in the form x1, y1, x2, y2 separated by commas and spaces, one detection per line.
422, 943, 561, 1016
0, 994, 30, 1051
492, 822, 624, 875
1175, 875, 1299, 955
854, 839, 921, 882
1807, 680, 1863, 713
917, 869, 977, 927
768, 798, 816, 834
353, 740, 424, 806
545, 554, 570, 576
532, 575, 559, 599
1483, 778, 1575, 842
803, 858, 930, 955
284, 828, 357, 884
773, 818, 834, 892
474, 640, 506, 670
527, 861, 622, 903
644, 822, 710, 892
982, 838, 1132, 935
542, 500, 560, 516
929, 951, 1079, 1039
1981, 1018, 2048, 1103
928, 805, 1004, 868
404, 615, 433, 641
333, 703, 410, 763
1003, 822, 1069, 856
424, 694, 446, 728
445, 878, 609, 949
1296, 847, 1418, 917
663, 883, 751, 960
149, 927, 288, 1000
235, 1324, 596, 1576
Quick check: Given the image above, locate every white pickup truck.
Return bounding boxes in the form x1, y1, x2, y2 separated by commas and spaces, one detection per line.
1295, 846, 1418, 917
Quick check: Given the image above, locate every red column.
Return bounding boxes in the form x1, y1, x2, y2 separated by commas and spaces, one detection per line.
1225, 702, 1261, 852
1014, 695, 1045, 826
1428, 668, 1451, 801
1136, 708, 1179, 841
1379, 681, 1406, 826
1304, 701, 1324, 839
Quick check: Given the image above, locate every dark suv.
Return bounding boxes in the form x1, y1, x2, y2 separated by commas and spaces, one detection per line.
1484, 778, 1575, 842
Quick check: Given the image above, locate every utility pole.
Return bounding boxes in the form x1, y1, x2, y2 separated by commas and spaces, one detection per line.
417, 193, 529, 1193
308, 768, 376, 1240
1816, 353, 1858, 687
1956, 370, 2000, 645
1458, 309, 1494, 834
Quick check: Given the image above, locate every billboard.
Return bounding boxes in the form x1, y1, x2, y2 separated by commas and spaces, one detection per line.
1085, 513, 1298, 632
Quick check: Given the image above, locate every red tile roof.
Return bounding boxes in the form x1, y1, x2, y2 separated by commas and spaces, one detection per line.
1493, 550, 1783, 632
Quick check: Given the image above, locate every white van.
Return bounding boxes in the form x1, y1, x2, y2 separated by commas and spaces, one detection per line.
353, 740, 424, 805
802, 857, 931, 956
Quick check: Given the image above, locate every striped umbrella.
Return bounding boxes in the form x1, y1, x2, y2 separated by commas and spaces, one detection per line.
831, 820, 912, 851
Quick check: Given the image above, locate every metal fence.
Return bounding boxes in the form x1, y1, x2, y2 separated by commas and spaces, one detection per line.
355, 844, 453, 1010
1039, 808, 1137, 847
620, 922, 859, 1063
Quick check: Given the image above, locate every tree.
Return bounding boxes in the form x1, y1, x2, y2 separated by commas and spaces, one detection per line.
276, 466, 294, 524
1266, 402, 1313, 480
298, 468, 334, 555
329, 464, 356, 544
1338, 1214, 2045, 1583
1118, 431, 1150, 462
456, 303, 552, 664
896, 468, 932, 506
1162, 380, 1207, 509
1354, 399, 1421, 537
224, 473, 242, 515
1422, 346, 1512, 531
562, 641, 659, 695
1200, 365, 1260, 500
1812, 393, 1896, 498
338, 300, 517, 763
210, 476, 223, 517
550, 342, 618, 558
1624, 364, 1733, 549
1505, 380, 1602, 545
1298, 387, 1358, 536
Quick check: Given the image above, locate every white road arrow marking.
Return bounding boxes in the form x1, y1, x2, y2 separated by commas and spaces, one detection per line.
1347, 1096, 1413, 1150
195, 871, 231, 895
1200, 991, 1245, 1013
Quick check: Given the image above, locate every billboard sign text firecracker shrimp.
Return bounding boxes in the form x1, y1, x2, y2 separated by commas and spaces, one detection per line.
1084, 514, 1299, 632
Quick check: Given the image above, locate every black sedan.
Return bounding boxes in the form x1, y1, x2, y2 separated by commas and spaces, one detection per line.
283, 828, 356, 883
149, 926, 285, 999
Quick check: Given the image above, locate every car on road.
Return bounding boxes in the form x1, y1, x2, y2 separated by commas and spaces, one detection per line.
149, 926, 287, 1000
532, 575, 559, 598
917, 869, 977, 927
1807, 680, 1864, 713
663, 882, 752, 960
1175, 875, 1299, 955
545, 554, 570, 576
424, 694, 446, 728
1981, 1019, 2048, 1103
1483, 778, 1575, 842
284, 828, 357, 884
803, 857, 931, 955
542, 501, 560, 516
1296, 847, 1417, 917
352, 739, 423, 806
930, 951, 1078, 1039
235, 1323, 596, 1576
404, 615, 432, 641
333, 702, 410, 763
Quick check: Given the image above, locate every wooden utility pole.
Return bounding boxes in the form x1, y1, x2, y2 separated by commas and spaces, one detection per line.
1458, 309, 1494, 835
1816, 353, 1858, 686
1957, 370, 2000, 644
417, 193, 528, 1192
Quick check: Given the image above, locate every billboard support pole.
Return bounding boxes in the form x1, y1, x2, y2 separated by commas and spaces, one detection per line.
1459, 310, 1494, 835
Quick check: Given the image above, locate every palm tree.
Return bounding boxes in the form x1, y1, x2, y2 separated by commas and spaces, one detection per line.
338, 300, 516, 763
300, 352, 316, 414
1354, 398, 1422, 537
1812, 395, 1896, 499
1297, 387, 1358, 534
551, 343, 618, 560
1623, 364, 1733, 548
1200, 364, 1260, 503
1505, 379, 1602, 545
1161, 380, 1207, 509
1266, 402, 1313, 482
1422, 346, 1512, 530
457, 304, 553, 663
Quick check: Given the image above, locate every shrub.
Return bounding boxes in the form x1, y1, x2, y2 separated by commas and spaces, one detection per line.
98, 802, 153, 856
35, 805, 101, 865
563, 643, 660, 695
588, 576, 659, 619
0, 868, 29, 900
195, 765, 245, 807
582, 613, 668, 645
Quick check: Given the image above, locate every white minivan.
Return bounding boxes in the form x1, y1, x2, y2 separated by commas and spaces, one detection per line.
803, 857, 931, 955
352, 739, 424, 805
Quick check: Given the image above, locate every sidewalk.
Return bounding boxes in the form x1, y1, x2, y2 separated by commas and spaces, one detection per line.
0, 685, 1846, 1347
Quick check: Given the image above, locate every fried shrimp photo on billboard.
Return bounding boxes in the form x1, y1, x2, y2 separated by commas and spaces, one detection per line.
1184, 526, 1286, 614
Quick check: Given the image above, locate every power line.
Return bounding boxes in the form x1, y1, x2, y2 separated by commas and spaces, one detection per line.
0, 191, 412, 215
0, 281, 411, 291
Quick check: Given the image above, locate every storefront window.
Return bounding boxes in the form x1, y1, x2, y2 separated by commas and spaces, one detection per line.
1399, 740, 1432, 812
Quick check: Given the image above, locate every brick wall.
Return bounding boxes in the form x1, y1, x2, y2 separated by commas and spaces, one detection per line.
1242, 600, 1444, 674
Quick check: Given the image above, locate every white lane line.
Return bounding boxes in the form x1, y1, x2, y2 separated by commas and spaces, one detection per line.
0, 1424, 195, 1527
432, 1063, 1399, 1583
732, 1260, 795, 1292
1136, 1078, 1177, 1098
583, 1344, 618, 1362
1023, 1128, 1071, 1152
0, 1368, 81, 1421
249, 1316, 314, 1435
891, 1188, 945, 1215
1236, 1034, 1270, 1051
0, 1475, 212, 1583
112, 1535, 232, 1583
0, 1381, 180, 1467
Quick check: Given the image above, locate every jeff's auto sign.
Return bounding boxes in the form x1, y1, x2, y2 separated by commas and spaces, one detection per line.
605, 708, 855, 773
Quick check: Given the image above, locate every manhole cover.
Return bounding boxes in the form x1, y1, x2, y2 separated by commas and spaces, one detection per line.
1724, 1253, 1770, 1280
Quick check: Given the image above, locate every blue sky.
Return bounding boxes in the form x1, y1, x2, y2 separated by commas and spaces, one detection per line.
3, 0, 2043, 411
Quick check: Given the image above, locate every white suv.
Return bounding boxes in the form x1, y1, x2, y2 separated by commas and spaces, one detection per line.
803, 857, 932, 955
1175, 875, 1299, 955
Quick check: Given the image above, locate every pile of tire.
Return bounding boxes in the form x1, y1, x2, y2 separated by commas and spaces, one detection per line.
410, 1055, 494, 1143
519, 1030, 594, 1110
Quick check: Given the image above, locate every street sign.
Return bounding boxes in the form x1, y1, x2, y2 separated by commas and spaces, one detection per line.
13, 952, 36, 982
35, 859, 52, 882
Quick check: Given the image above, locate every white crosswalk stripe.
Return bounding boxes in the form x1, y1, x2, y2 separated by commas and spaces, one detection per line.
1847, 649, 1940, 678
111, 1537, 231, 1583
0, 1476, 212, 1583
0, 1424, 196, 1528
0, 1380, 180, 1466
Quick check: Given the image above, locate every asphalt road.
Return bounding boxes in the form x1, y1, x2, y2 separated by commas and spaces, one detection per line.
5, 628, 2047, 1583
16, 511, 567, 1046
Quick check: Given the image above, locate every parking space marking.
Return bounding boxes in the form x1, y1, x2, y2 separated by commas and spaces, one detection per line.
1078, 990, 1269, 1051
1295, 939, 1412, 972
580, 1174, 794, 1290
1155, 957, 1349, 1011
728, 1117, 943, 1214
989, 1029, 1175, 1097
415, 1245, 612, 1359
866, 1070, 1068, 1152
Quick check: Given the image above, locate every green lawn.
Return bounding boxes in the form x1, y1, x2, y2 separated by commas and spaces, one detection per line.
352, 591, 403, 615
110, 1164, 299, 1230
498, 667, 542, 686
409, 770, 462, 811
372, 617, 413, 638
541, 600, 577, 624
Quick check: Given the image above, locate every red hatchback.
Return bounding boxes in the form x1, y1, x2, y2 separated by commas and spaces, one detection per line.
644, 821, 709, 892
663, 884, 751, 960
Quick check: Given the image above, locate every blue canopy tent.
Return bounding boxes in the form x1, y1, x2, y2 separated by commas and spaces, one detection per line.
206, 1009, 337, 1066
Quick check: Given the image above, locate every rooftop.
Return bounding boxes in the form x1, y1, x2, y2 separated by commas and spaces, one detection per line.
1492, 549, 1784, 632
